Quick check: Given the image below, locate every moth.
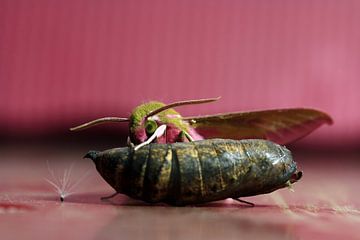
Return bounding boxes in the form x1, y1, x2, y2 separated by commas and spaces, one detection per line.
71, 97, 333, 149
70, 98, 331, 205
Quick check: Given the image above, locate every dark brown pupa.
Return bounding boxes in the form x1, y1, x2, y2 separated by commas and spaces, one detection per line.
85, 139, 302, 206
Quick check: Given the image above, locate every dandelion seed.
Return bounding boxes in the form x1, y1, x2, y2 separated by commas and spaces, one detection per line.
45, 160, 91, 202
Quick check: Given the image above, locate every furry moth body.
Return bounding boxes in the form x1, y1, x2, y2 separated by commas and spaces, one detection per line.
85, 139, 302, 206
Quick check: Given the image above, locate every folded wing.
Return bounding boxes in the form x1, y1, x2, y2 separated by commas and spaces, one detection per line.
184, 108, 333, 145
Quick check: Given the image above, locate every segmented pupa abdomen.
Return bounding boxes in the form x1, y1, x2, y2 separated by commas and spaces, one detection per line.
88, 139, 297, 206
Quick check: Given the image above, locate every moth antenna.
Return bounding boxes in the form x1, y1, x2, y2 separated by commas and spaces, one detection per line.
70, 117, 129, 131
146, 97, 221, 118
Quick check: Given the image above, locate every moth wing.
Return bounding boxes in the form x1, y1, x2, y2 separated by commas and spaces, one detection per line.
184, 108, 333, 145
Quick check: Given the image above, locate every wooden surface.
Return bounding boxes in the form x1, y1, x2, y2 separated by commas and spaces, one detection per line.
0, 145, 359, 240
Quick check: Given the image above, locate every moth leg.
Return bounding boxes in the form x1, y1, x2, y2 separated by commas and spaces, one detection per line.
232, 198, 255, 207
178, 130, 194, 142
127, 136, 135, 148
101, 192, 119, 201
183, 130, 194, 141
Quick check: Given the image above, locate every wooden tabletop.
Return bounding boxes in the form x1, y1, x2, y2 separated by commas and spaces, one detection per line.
1, 144, 359, 240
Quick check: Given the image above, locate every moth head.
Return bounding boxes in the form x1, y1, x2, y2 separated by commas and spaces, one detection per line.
129, 101, 181, 144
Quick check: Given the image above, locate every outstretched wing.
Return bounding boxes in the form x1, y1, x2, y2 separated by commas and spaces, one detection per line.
184, 108, 333, 145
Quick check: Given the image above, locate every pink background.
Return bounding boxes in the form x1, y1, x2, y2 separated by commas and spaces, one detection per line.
1, 0, 359, 147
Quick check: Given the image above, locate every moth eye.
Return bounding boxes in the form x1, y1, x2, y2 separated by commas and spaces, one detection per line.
145, 119, 158, 135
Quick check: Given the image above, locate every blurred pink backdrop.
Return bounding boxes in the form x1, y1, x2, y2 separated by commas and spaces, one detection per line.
1, 0, 359, 146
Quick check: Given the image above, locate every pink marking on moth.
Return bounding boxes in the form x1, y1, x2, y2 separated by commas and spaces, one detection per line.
165, 125, 182, 143
165, 114, 182, 119
148, 115, 160, 121
188, 127, 204, 141
134, 128, 147, 143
